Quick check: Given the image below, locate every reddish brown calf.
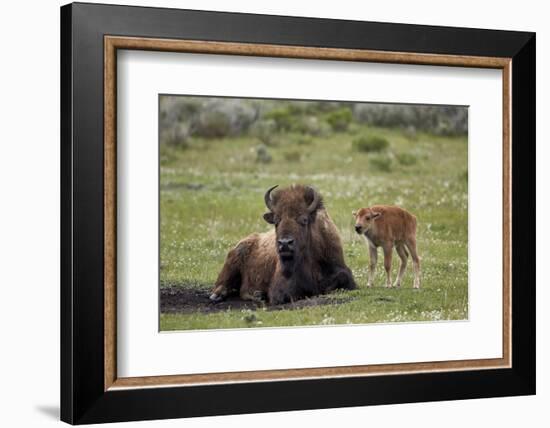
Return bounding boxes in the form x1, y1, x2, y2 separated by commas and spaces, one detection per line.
352, 205, 420, 289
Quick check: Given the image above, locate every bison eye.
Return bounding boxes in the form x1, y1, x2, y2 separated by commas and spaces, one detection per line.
298, 216, 308, 226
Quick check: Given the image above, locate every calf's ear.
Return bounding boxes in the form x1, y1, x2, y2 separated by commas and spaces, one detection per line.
372, 211, 382, 219
263, 212, 275, 224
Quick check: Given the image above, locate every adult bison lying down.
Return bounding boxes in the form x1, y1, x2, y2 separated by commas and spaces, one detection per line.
210, 184, 356, 305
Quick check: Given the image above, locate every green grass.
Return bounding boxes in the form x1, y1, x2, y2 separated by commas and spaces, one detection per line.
159, 124, 468, 331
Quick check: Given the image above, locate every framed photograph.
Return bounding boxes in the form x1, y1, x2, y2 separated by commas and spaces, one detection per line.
61, 2, 535, 424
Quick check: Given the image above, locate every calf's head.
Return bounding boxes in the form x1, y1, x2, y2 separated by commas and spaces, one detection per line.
352, 208, 381, 235
263, 185, 322, 276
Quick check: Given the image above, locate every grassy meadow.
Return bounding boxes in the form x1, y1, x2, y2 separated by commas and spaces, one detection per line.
159, 99, 468, 331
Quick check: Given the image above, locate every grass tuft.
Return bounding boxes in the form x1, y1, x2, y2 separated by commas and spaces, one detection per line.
352, 135, 389, 153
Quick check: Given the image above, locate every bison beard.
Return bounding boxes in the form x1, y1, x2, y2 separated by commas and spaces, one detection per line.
210, 184, 356, 305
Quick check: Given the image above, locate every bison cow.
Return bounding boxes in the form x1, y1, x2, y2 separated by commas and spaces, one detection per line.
210, 184, 356, 305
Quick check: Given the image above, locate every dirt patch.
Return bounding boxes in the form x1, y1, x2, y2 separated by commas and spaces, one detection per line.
160, 286, 354, 314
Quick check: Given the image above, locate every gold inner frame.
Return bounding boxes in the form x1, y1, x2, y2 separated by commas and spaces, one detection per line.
104, 36, 512, 391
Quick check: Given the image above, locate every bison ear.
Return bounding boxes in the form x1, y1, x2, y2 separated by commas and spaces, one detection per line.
263, 212, 275, 224
372, 211, 382, 219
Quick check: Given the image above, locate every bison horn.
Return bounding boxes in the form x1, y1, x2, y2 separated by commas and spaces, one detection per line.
306, 186, 321, 214
264, 185, 278, 210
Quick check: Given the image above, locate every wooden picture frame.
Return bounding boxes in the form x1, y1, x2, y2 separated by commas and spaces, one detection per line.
61, 2, 535, 424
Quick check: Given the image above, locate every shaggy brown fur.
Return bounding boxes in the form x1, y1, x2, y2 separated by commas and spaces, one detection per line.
353, 205, 421, 289
211, 184, 356, 305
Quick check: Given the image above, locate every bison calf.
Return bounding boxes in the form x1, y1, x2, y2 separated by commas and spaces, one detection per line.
353, 205, 420, 289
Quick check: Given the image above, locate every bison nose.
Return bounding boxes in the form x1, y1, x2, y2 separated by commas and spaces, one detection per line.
355, 225, 362, 233
277, 238, 294, 251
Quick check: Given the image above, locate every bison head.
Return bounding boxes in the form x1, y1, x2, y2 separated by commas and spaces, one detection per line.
352, 207, 381, 235
263, 184, 322, 277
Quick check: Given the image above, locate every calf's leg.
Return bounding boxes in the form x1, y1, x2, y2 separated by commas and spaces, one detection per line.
394, 244, 408, 288
405, 237, 421, 289
382, 243, 393, 288
367, 244, 378, 288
